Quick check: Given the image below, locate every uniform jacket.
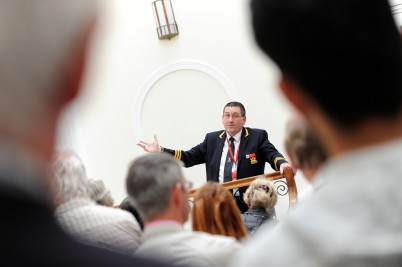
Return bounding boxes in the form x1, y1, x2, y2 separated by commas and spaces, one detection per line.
164, 127, 288, 192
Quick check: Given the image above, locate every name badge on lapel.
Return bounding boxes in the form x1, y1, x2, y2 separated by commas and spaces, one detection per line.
246, 153, 258, 164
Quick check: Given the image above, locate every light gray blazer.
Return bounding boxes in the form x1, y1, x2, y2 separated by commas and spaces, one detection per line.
135, 222, 243, 267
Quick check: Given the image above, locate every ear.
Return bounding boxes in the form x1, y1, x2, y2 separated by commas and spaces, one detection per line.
171, 183, 183, 207
279, 76, 309, 117
61, 16, 97, 105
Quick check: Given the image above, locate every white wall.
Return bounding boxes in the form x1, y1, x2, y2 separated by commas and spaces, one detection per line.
390, 0, 402, 28
57, 0, 310, 220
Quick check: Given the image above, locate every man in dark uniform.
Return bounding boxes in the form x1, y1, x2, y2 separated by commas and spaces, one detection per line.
137, 101, 293, 212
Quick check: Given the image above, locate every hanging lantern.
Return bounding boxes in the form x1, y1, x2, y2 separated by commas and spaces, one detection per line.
152, 0, 179, 40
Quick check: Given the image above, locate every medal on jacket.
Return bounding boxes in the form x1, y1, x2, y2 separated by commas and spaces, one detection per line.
227, 137, 239, 181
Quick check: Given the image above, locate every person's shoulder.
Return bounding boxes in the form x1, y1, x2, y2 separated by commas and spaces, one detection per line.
192, 230, 242, 248
245, 127, 265, 133
72, 242, 170, 267
205, 130, 226, 138
92, 204, 138, 224
243, 127, 267, 136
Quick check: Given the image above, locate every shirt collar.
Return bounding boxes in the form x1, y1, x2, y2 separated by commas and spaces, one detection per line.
227, 129, 242, 142
144, 219, 182, 230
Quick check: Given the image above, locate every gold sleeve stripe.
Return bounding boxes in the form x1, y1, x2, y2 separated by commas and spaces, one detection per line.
219, 130, 225, 138
174, 150, 182, 161
274, 157, 286, 171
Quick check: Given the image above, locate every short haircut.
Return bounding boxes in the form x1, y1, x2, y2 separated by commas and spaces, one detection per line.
119, 196, 144, 231
243, 177, 278, 211
250, 0, 402, 127
126, 153, 184, 221
223, 102, 246, 116
52, 151, 90, 202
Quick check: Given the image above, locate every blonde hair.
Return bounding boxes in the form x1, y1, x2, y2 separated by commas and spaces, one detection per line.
192, 182, 248, 241
243, 177, 278, 211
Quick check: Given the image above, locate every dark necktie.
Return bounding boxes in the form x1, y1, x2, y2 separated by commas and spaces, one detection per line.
223, 137, 235, 183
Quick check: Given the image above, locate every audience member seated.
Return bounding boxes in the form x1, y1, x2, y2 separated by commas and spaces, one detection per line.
192, 181, 248, 241
52, 151, 142, 254
88, 178, 115, 207
120, 196, 144, 231
241, 177, 278, 234
126, 153, 243, 267
230, 0, 402, 266
0, 1, 181, 266
284, 111, 327, 202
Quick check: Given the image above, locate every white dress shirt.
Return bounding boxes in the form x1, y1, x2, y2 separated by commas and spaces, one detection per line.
218, 130, 242, 183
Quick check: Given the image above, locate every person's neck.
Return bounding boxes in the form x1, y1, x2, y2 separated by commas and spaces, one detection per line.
301, 165, 322, 183
144, 208, 186, 227
308, 110, 402, 157
331, 121, 402, 157
227, 129, 242, 139
144, 219, 182, 228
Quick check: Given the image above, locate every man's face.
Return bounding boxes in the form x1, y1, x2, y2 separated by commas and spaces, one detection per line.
222, 106, 246, 137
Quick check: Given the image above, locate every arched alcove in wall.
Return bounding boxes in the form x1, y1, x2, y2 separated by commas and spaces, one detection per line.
133, 60, 241, 143
132, 60, 241, 196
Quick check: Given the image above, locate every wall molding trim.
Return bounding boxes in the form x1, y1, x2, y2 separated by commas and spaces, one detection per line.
133, 60, 240, 141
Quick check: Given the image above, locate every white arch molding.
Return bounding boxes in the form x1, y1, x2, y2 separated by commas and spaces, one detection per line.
133, 60, 241, 142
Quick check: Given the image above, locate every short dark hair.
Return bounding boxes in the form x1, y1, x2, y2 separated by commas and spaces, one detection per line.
119, 197, 144, 231
223, 102, 246, 116
251, 0, 402, 127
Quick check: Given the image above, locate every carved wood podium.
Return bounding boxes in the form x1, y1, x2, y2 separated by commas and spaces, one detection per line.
188, 168, 297, 208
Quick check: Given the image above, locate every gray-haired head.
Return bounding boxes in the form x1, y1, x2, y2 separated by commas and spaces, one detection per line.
243, 177, 278, 211
126, 153, 184, 221
52, 151, 90, 204
0, 0, 97, 142
88, 179, 115, 207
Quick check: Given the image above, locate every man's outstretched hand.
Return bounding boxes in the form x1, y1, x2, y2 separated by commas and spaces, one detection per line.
137, 134, 161, 153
